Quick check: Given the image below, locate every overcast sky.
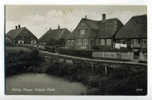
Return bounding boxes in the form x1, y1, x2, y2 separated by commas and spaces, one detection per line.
6, 5, 146, 38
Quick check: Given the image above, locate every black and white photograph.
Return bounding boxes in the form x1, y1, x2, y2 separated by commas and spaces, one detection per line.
5, 5, 147, 95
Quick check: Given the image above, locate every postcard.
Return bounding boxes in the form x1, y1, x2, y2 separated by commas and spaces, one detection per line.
5, 5, 147, 95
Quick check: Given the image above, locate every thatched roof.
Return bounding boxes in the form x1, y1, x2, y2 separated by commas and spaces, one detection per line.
39, 28, 71, 43
83, 18, 99, 30
97, 18, 123, 38
73, 17, 123, 39
6, 27, 37, 40
115, 14, 147, 39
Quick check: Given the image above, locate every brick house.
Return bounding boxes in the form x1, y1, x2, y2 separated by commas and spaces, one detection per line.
70, 14, 123, 50
6, 25, 38, 45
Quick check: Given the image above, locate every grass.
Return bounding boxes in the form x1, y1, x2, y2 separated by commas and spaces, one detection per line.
5, 46, 44, 76
6, 46, 32, 54
46, 59, 147, 95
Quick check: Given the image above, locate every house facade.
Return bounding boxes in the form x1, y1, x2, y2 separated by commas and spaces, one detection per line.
65, 33, 74, 48
67, 14, 123, 50
115, 14, 147, 60
95, 17, 123, 49
115, 15, 147, 50
72, 18, 97, 50
6, 25, 38, 45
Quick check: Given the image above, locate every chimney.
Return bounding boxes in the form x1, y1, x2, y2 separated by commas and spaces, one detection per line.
102, 13, 106, 21
58, 24, 60, 30
18, 24, 21, 29
15, 25, 17, 29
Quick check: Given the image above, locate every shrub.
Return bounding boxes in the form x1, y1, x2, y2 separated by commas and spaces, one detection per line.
57, 48, 92, 58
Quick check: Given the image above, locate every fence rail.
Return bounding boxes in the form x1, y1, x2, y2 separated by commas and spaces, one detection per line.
40, 50, 147, 66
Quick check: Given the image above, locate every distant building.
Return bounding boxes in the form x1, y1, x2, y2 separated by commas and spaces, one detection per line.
69, 14, 123, 50
39, 25, 71, 47
6, 25, 38, 44
115, 14, 147, 50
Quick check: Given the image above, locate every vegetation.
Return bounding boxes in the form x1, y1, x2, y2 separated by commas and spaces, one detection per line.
57, 48, 92, 58
5, 46, 44, 76
46, 59, 147, 95
5, 46, 147, 95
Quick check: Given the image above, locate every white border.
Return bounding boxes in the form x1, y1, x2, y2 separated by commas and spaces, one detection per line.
0, 0, 152, 100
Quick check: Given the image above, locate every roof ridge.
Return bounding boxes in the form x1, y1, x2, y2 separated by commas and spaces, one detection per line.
82, 17, 120, 22
51, 28, 67, 31
82, 18, 101, 22
131, 14, 147, 18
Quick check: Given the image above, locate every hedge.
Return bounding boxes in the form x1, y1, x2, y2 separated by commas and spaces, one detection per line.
57, 48, 92, 58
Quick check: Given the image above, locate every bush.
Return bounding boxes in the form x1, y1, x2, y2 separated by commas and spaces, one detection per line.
5, 47, 44, 76
57, 48, 92, 58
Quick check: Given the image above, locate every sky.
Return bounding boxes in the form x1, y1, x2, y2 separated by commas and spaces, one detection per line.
5, 5, 147, 38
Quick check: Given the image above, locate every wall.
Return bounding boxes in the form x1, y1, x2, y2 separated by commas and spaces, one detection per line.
92, 51, 134, 60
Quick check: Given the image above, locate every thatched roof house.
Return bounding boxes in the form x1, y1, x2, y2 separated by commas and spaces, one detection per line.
71, 14, 123, 49
115, 14, 147, 49
6, 25, 38, 44
115, 14, 147, 39
39, 25, 71, 46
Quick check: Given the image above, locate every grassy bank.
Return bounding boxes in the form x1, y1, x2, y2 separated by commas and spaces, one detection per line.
46, 60, 147, 95
5, 46, 45, 76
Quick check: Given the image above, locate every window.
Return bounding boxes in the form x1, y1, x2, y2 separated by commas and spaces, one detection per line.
78, 39, 82, 46
106, 39, 111, 46
67, 40, 70, 46
85, 39, 88, 45
141, 39, 147, 48
134, 39, 139, 45
18, 40, 24, 44
80, 29, 86, 35
132, 39, 141, 48
31, 40, 37, 44
83, 39, 88, 47
101, 39, 105, 45
71, 40, 74, 46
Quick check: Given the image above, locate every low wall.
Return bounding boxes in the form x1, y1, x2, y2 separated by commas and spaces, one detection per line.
92, 51, 134, 60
